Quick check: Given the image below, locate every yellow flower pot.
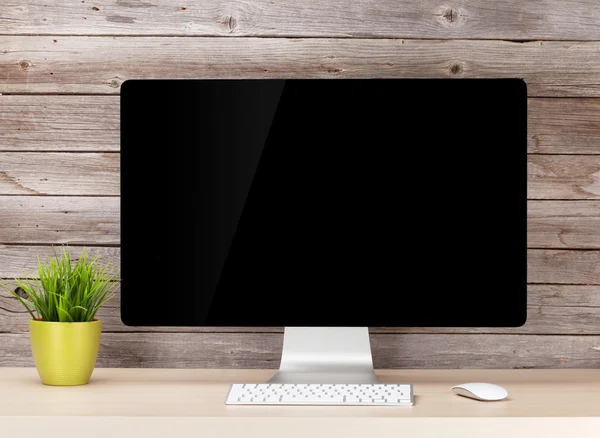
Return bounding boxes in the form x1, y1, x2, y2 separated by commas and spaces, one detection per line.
29, 319, 102, 386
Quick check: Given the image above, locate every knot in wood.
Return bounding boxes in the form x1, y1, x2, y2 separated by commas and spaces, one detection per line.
443, 7, 457, 23
437, 6, 465, 27
222, 15, 237, 32
449, 62, 463, 75
14, 287, 28, 299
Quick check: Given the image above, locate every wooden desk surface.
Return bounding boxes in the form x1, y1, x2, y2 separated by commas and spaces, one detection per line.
2, 368, 600, 437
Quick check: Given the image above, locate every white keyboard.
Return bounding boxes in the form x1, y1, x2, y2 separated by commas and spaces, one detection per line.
225, 383, 413, 406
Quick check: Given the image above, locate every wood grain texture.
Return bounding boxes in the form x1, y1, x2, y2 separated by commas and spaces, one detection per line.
0, 96, 119, 152
2, 0, 600, 40
0, 153, 119, 195
529, 156, 600, 199
527, 201, 600, 249
3, 96, 599, 154
0, 197, 119, 245
528, 249, 600, 284
0, 245, 120, 278
2, 284, 599, 335
2, 332, 600, 368
528, 99, 600, 155
527, 284, 600, 307
2, 37, 600, 96
2, 198, 598, 249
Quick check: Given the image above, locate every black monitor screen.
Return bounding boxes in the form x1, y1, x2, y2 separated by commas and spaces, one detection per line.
120, 78, 527, 327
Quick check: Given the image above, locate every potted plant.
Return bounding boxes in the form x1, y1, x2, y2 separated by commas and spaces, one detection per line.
2, 247, 117, 386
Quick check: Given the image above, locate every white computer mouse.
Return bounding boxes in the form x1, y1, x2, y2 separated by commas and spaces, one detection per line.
451, 382, 508, 401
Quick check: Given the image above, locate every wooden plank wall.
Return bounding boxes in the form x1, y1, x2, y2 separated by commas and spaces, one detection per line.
1, 1, 600, 369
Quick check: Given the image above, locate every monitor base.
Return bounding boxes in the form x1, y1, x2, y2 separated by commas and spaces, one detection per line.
268, 327, 379, 384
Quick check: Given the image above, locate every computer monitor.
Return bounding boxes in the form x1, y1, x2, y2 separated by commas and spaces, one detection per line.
121, 78, 527, 383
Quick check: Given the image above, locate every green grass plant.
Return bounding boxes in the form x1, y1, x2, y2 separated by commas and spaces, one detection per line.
2, 247, 118, 322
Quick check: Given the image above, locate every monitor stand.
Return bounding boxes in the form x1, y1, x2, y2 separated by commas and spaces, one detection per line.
268, 327, 379, 384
